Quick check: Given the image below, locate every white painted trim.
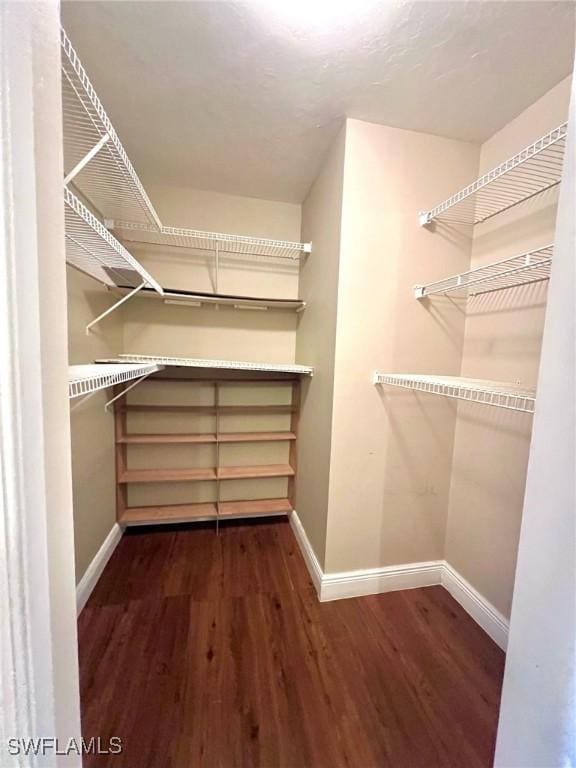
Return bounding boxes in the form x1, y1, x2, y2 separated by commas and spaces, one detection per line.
289, 511, 323, 594
76, 524, 123, 614
321, 560, 444, 602
441, 563, 509, 651
288, 514, 508, 649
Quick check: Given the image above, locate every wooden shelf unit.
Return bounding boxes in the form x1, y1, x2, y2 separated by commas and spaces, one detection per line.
114, 376, 301, 528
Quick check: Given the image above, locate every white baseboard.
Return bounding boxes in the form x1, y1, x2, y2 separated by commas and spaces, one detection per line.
441, 563, 509, 651
76, 523, 122, 615
289, 512, 509, 651
289, 510, 323, 594
321, 560, 444, 601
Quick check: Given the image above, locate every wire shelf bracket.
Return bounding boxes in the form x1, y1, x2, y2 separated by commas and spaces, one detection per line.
414, 244, 553, 299
101, 354, 315, 377
419, 123, 567, 226
374, 373, 536, 413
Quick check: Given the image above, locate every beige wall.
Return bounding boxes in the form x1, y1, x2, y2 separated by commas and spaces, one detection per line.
294, 127, 346, 569
122, 184, 301, 362
445, 76, 572, 618
495, 69, 575, 767
68, 267, 123, 584
323, 120, 479, 573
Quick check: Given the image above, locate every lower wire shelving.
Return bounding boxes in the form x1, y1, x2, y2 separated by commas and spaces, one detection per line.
414, 245, 553, 299
374, 373, 536, 413
68, 363, 163, 399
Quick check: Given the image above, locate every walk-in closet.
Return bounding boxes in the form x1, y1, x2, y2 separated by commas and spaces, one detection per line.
2, 2, 575, 767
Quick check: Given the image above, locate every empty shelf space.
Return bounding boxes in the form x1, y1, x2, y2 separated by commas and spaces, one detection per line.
64, 188, 163, 292
119, 467, 217, 483
110, 354, 314, 377
414, 244, 554, 298
218, 464, 295, 480
218, 499, 292, 517
218, 431, 296, 443
118, 433, 217, 444
374, 373, 536, 413
111, 285, 306, 312
419, 123, 567, 226
114, 220, 311, 260
69, 363, 162, 399
124, 405, 218, 413
119, 503, 217, 526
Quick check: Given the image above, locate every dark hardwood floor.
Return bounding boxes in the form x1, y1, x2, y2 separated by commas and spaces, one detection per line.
79, 519, 505, 768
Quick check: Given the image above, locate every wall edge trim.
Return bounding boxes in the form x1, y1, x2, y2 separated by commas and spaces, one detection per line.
289, 510, 323, 594
76, 523, 122, 614
289, 513, 509, 649
441, 562, 509, 650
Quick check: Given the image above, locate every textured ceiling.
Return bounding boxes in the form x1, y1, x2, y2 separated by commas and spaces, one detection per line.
62, 1, 575, 203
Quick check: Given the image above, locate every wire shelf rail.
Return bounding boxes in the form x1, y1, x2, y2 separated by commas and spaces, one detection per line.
69, 363, 163, 398
113, 220, 312, 260
419, 123, 567, 226
105, 354, 314, 376
64, 188, 163, 293
374, 373, 536, 413
414, 244, 553, 298
110, 285, 306, 312
61, 28, 162, 228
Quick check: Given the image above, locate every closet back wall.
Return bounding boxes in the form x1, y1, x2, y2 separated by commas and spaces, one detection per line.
121, 185, 301, 362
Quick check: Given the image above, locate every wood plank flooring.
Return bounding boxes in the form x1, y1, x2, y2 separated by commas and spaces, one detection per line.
78, 519, 505, 768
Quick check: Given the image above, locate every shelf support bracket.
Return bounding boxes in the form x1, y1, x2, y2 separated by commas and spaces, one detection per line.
86, 281, 146, 334
104, 373, 153, 412
63, 133, 110, 186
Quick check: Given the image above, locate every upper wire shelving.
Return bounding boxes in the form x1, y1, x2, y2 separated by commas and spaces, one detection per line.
103, 354, 314, 377
69, 362, 163, 399
374, 373, 535, 413
113, 220, 311, 260
64, 188, 163, 293
61, 28, 162, 229
419, 123, 567, 226
414, 244, 553, 299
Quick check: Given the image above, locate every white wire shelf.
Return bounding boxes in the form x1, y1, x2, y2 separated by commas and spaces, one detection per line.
419, 123, 567, 226
110, 285, 306, 312
101, 354, 314, 377
69, 363, 163, 399
61, 27, 162, 228
113, 220, 312, 260
414, 244, 553, 299
374, 374, 535, 413
64, 188, 163, 293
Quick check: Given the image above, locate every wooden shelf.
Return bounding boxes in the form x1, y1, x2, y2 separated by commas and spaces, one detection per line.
118, 498, 292, 526
114, 376, 301, 528
119, 467, 217, 483
118, 433, 217, 444
218, 499, 292, 517
124, 404, 294, 414
119, 502, 217, 526
218, 431, 296, 443
117, 431, 295, 445
218, 464, 294, 480
119, 464, 294, 483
